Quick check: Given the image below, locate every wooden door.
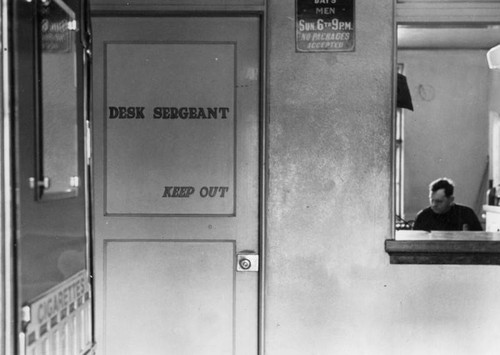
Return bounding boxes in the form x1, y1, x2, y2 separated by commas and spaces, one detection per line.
92, 16, 261, 355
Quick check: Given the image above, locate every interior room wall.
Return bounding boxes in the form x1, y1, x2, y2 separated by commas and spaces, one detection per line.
87, 0, 500, 353
266, 2, 500, 355
398, 50, 490, 220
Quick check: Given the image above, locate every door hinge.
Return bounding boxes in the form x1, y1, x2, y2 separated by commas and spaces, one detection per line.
29, 177, 50, 189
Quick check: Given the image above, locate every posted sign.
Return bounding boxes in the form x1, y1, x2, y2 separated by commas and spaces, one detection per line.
296, 0, 355, 52
105, 43, 236, 216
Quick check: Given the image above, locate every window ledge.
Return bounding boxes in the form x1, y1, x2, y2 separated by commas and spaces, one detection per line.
385, 240, 500, 265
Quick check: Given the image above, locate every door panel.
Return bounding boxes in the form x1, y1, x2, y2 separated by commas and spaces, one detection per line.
92, 16, 261, 355
105, 240, 235, 354
16, 0, 87, 304
104, 42, 236, 215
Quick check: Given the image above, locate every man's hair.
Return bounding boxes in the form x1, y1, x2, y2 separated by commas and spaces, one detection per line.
429, 177, 455, 197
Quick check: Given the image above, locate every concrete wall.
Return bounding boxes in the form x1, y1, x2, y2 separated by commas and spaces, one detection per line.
266, 1, 500, 354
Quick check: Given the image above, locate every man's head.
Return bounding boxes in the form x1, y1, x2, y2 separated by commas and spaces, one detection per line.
429, 178, 455, 214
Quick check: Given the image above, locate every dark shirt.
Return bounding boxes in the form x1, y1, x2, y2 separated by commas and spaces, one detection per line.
413, 204, 482, 231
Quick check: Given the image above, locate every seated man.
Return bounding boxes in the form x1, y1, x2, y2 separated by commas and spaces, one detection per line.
413, 178, 482, 231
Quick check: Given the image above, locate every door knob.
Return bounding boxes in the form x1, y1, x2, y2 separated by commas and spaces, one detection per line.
239, 258, 251, 270
236, 253, 259, 272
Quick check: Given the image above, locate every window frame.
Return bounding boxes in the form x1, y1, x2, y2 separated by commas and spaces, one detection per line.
387, 2, 500, 265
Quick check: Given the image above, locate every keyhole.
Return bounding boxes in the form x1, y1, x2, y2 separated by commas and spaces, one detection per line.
239, 258, 251, 270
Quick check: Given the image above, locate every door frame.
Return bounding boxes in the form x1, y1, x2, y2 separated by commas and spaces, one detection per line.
1, 1, 16, 353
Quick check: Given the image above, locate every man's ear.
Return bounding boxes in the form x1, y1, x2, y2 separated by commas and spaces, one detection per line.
450, 196, 455, 204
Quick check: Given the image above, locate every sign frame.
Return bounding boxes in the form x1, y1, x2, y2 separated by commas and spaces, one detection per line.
296, 0, 355, 53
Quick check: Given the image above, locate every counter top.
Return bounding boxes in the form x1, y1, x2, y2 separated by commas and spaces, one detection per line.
386, 231, 500, 265
483, 205, 500, 213
395, 230, 500, 241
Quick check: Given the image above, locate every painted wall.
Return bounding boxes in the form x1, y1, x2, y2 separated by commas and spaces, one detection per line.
398, 50, 489, 220
86, 0, 500, 353
266, 1, 500, 355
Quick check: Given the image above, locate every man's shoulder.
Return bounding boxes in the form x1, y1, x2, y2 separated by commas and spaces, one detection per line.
416, 207, 433, 217
413, 207, 434, 230
453, 204, 475, 213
